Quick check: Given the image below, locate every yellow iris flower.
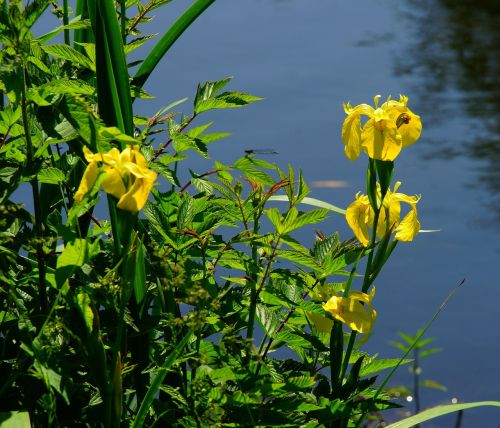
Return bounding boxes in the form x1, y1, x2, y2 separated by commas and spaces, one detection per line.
342, 95, 422, 161
346, 182, 421, 246
322, 287, 377, 334
74, 146, 157, 213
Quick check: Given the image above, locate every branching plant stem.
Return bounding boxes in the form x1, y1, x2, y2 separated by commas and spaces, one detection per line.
21, 66, 47, 313
151, 114, 197, 161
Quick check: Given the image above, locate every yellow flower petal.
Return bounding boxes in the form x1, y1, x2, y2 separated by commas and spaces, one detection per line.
102, 168, 127, 200
342, 104, 374, 161
322, 288, 377, 334
116, 169, 157, 212
74, 160, 99, 203
394, 205, 420, 242
362, 118, 402, 161
345, 196, 372, 246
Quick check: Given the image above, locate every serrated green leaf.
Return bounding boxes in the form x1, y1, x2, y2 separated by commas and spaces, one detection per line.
285, 376, 316, 390
208, 366, 236, 384
191, 177, 213, 195
37, 18, 91, 44
359, 358, 412, 377
265, 208, 283, 231
277, 249, 320, 270
56, 238, 100, 288
37, 167, 66, 184
77, 292, 94, 333
172, 133, 208, 158
41, 78, 95, 96
291, 209, 329, 231
149, 162, 180, 186
124, 34, 157, 55
28, 55, 51, 74
42, 44, 95, 71
195, 91, 262, 114
0, 412, 31, 428
177, 194, 194, 229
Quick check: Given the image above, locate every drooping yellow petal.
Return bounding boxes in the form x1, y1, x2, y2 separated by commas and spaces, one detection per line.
345, 196, 372, 246
74, 160, 99, 203
116, 169, 157, 212
394, 205, 420, 242
342, 103, 374, 161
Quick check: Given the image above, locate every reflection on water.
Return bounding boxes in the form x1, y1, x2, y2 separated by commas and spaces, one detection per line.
396, 0, 500, 214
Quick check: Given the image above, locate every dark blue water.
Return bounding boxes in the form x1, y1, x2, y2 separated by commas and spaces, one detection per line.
136, 1, 500, 425
34, 0, 500, 425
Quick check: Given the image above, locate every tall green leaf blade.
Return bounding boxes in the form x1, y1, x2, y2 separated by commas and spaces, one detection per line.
132, 331, 193, 428
131, 238, 147, 309
268, 195, 346, 215
386, 402, 500, 428
91, 0, 133, 136
133, 0, 216, 90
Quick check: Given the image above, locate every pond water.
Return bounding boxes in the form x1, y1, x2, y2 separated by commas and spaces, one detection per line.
34, 0, 500, 425
134, 1, 500, 425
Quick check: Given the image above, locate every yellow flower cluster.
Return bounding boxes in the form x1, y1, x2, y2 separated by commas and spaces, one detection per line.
342, 95, 422, 161
346, 182, 421, 246
74, 146, 157, 213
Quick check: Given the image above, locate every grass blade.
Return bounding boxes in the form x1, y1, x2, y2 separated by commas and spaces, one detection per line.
131, 331, 193, 428
386, 401, 500, 428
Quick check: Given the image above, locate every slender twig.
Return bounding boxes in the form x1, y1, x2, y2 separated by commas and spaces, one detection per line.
151, 114, 196, 161
0, 124, 13, 150
128, 0, 156, 34
179, 168, 225, 193
246, 236, 280, 342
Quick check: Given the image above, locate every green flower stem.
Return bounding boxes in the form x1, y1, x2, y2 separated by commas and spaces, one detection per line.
246, 233, 279, 348
21, 66, 47, 314
330, 321, 343, 395
340, 160, 383, 383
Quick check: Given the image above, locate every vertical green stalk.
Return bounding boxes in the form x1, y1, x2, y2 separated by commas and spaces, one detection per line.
245, 194, 262, 344
21, 66, 47, 313
62, 0, 70, 45
119, 0, 126, 43
340, 160, 381, 381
